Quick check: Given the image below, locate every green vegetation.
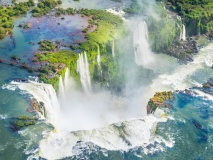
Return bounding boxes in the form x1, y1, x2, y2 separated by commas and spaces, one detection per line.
55, 7, 76, 16
38, 40, 56, 51
147, 4, 181, 52
165, 0, 213, 35
0, 0, 35, 39
77, 9, 124, 86
150, 91, 173, 103
12, 0, 35, 16
32, 0, 62, 17
148, 91, 173, 113
36, 50, 78, 68
35, 50, 78, 88
32, 9, 125, 90
23, 23, 30, 29
12, 116, 37, 130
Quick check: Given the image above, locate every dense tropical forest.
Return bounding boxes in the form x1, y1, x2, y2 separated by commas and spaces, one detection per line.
165, 0, 213, 35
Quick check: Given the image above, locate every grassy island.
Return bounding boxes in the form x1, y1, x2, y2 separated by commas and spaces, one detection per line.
38, 40, 56, 51
11, 116, 37, 131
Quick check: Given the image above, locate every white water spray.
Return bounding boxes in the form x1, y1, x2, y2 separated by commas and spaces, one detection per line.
58, 76, 65, 101
77, 51, 91, 92
63, 68, 75, 93
97, 46, 101, 66
112, 40, 115, 58
133, 21, 154, 67
39, 115, 170, 160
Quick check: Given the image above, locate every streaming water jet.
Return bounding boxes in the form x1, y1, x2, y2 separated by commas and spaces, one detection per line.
133, 21, 154, 67
77, 51, 91, 93
180, 24, 186, 41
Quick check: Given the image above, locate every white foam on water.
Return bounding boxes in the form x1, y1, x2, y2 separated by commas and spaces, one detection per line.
0, 114, 8, 119
151, 43, 213, 90
192, 89, 213, 102
39, 115, 173, 160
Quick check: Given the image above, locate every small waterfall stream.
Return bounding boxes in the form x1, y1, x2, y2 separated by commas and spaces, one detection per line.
97, 46, 103, 76
97, 46, 101, 66
133, 21, 154, 66
180, 24, 186, 41
58, 76, 65, 101
77, 51, 91, 92
112, 40, 115, 58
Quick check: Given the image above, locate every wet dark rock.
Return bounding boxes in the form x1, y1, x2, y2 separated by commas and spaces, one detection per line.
166, 36, 208, 63
191, 119, 202, 129
12, 78, 27, 82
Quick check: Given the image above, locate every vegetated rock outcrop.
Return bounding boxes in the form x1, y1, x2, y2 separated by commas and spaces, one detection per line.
147, 78, 213, 115
147, 91, 173, 114
10, 116, 37, 131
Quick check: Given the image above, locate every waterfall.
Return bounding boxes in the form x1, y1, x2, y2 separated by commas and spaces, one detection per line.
58, 68, 73, 101
64, 68, 75, 93
3, 80, 60, 126
180, 24, 186, 41
58, 76, 65, 101
97, 46, 101, 66
112, 40, 115, 58
97, 46, 103, 76
77, 51, 91, 92
133, 21, 154, 66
